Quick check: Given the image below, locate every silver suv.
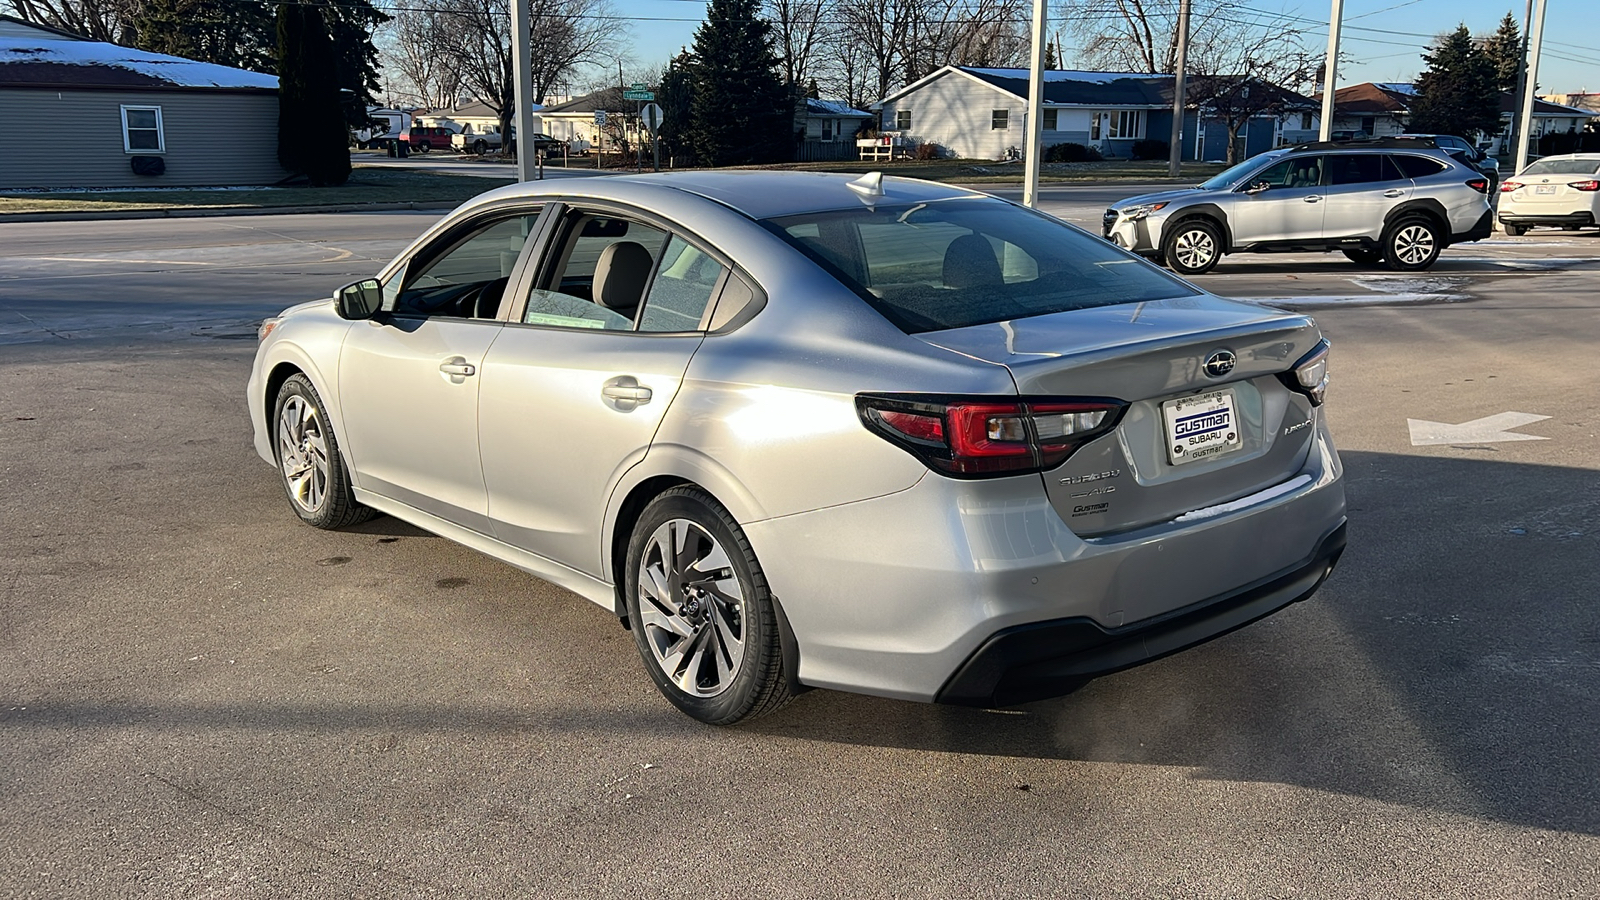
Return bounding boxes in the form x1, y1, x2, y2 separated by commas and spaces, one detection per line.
1104, 139, 1495, 275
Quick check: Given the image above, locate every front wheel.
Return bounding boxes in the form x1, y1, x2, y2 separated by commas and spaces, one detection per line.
625, 488, 792, 725
1382, 217, 1443, 271
1162, 219, 1222, 275
273, 374, 373, 530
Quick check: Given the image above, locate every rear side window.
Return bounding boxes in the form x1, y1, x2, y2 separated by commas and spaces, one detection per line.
1327, 154, 1389, 185
765, 198, 1199, 334
1391, 154, 1448, 178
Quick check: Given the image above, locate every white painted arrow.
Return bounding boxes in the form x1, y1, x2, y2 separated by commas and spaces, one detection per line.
1407, 412, 1551, 446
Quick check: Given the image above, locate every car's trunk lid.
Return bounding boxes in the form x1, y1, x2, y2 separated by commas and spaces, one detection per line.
919, 296, 1325, 536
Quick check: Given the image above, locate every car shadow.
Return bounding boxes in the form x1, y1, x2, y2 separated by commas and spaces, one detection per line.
744, 450, 1600, 836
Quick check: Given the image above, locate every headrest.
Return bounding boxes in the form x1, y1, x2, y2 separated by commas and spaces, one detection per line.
593, 241, 654, 312
942, 233, 1003, 290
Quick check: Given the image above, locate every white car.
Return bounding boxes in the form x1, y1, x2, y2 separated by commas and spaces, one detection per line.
1497, 153, 1600, 236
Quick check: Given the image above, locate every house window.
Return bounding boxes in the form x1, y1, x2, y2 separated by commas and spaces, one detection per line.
895, 110, 910, 130
121, 105, 164, 153
1043, 109, 1058, 131
1360, 116, 1376, 136
1301, 112, 1313, 130
822, 119, 833, 141
1105, 110, 1144, 139
992, 109, 1009, 130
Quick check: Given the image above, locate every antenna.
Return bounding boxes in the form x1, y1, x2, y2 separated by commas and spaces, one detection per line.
847, 171, 885, 200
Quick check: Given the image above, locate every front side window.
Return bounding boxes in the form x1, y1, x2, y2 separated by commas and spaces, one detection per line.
391, 212, 542, 318
121, 105, 164, 153
992, 109, 1008, 130
767, 198, 1198, 334
1249, 155, 1324, 189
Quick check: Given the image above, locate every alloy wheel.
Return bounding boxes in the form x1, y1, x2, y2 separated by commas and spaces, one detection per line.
1392, 224, 1436, 266
1173, 228, 1216, 270
636, 519, 746, 698
277, 395, 330, 514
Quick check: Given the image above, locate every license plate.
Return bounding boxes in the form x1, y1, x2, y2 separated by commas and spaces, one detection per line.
1164, 389, 1242, 465
1536, 184, 1557, 195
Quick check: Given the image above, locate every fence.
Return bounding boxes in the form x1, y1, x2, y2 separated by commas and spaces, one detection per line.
793, 141, 857, 163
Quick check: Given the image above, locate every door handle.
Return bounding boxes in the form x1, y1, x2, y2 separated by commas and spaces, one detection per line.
1302, 195, 1322, 203
1383, 189, 1406, 197
602, 376, 652, 409
439, 359, 476, 377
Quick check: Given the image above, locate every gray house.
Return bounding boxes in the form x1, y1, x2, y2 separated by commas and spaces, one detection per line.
877, 65, 1312, 162
0, 16, 286, 189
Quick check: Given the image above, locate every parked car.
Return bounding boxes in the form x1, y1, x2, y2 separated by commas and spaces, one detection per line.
1104, 138, 1494, 274
248, 172, 1346, 724
1496, 153, 1600, 235
407, 125, 460, 153
1395, 133, 1500, 190
451, 126, 572, 157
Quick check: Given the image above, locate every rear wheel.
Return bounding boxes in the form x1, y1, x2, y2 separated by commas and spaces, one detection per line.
1503, 224, 1527, 236
1382, 217, 1443, 271
1162, 219, 1222, 276
1340, 247, 1383, 266
625, 488, 792, 725
473, 139, 488, 155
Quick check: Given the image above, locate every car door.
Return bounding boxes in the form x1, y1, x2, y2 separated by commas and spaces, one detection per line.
1320, 153, 1411, 239
338, 209, 544, 534
1230, 155, 1327, 244
477, 205, 732, 575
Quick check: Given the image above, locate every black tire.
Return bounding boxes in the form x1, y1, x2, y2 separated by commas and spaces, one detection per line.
272, 374, 373, 530
473, 140, 488, 156
625, 487, 792, 725
1162, 218, 1223, 275
1341, 247, 1383, 266
1382, 216, 1443, 271
418, 141, 431, 153
1504, 224, 1527, 236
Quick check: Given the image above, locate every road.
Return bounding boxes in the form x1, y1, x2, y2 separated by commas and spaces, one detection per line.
1, 191, 1597, 897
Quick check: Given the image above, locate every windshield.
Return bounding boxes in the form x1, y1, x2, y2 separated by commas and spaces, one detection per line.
1197, 151, 1286, 190
763, 198, 1200, 334
1520, 158, 1600, 176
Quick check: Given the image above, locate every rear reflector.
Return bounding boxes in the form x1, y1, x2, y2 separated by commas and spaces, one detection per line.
858, 394, 1127, 478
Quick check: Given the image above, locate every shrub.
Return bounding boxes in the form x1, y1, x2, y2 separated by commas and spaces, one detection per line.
915, 142, 940, 160
1043, 142, 1103, 163
1130, 139, 1170, 160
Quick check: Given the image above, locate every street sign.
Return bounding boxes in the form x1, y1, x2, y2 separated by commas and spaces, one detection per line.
630, 82, 648, 91
622, 90, 654, 101
594, 109, 606, 126
640, 102, 664, 135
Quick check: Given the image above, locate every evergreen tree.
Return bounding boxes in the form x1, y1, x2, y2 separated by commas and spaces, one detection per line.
657, 51, 697, 162
323, 0, 391, 126
277, 2, 351, 186
688, 0, 792, 166
1478, 11, 1523, 94
1408, 25, 1501, 141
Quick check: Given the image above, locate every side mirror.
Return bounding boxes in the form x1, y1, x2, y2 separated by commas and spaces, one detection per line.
1244, 181, 1271, 195
336, 279, 383, 320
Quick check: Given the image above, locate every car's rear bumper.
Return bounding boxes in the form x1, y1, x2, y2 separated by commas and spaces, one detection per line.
1452, 208, 1494, 242
745, 420, 1345, 702
1498, 211, 1596, 227
936, 520, 1345, 706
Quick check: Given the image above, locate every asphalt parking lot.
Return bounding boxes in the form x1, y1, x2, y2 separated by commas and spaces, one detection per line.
2, 194, 1597, 898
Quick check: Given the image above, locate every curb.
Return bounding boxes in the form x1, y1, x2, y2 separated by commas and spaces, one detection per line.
0, 199, 463, 224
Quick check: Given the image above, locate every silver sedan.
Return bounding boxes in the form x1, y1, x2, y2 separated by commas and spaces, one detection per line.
247, 171, 1346, 724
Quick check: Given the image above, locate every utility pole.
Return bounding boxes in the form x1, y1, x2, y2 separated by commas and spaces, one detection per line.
1022, 0, 1047, 207
1318, 0, 1344, 141
1514, 0, 1549, 175
511, 0, 536, 182
1507, 0, 1536, 168
1168, 0, 1191, 177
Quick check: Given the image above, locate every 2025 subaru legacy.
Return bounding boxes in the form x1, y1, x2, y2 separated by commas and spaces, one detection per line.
248, 171, 1346, 724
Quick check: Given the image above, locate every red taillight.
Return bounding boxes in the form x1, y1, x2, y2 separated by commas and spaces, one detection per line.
858, 394, 1126, 478
1466, 178, 1489, 193
1499, 181, 1522, 193
1569, 180, 1600, 192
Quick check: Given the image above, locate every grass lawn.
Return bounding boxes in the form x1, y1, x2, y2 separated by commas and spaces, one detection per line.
0, 167, 515, 215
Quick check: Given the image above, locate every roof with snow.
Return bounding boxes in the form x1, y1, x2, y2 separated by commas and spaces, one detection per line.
0, 36, 277, 91
804, 98, 871, 118
1316, 81, 1596, 118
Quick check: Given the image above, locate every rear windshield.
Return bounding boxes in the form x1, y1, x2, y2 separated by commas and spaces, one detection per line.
1521, 158, 1600, 176
763, 198, 1199, 333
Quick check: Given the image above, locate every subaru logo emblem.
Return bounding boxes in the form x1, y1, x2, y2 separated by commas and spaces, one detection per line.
1203, 349, 1236, 379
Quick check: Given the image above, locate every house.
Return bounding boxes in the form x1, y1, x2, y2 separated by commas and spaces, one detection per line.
0, 14, 286, 189
876, 65, 1315, 162
538, 87, 639, 151
800, 97, 873, 143
1311, 82, 1596, 154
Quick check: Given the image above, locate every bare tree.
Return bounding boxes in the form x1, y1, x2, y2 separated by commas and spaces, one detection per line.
1058, 0, 1312, 78
819, 0, 1030, 107
3, 0, 143, 42
383, 8, 463, 108
763, 0, 828, 88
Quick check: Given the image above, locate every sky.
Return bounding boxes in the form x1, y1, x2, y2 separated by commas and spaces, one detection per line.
605, 0, 1599, 98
